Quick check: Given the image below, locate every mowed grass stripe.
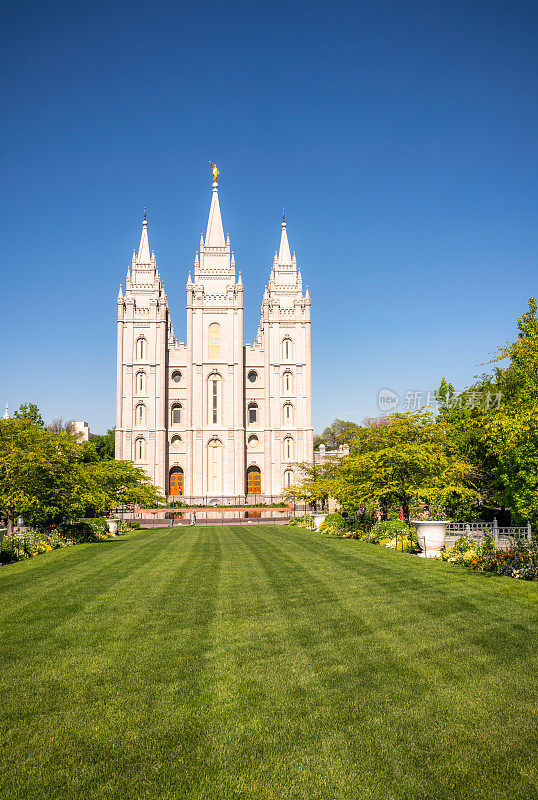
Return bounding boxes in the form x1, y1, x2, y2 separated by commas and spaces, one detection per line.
0, 525, 537, 800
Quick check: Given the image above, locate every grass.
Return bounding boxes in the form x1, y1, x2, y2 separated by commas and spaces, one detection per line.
0, 525, 537, 800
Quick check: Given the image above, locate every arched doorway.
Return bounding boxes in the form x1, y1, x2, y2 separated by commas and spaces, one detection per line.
169, 467, 184, 496
246, 465, 261, 496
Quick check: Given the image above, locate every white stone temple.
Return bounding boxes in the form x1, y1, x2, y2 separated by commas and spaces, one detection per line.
115, 171, 313, 501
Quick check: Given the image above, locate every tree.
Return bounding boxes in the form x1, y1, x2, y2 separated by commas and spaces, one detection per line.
479, 298, 538, 526
283, 456, 342, 508
91, 428, 115, 461
436, 298, 538, 527
13, 403, 44, 427
333, 412, 478, 522
76, 459, 163, 516
0, 407, 163, 536
0, 415, 83, 535
319, 419, 361, 450
47, 418, 75, 434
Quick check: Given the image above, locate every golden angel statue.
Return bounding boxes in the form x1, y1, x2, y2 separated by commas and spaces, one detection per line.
209, 162, 220, 182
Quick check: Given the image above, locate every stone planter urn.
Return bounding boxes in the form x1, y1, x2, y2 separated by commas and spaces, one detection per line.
312, 513, 328, 531
411, 520, 449, 558
105, 518, 118, 535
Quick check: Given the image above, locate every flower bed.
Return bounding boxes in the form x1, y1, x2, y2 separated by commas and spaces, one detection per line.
290, 515, 418, 552
0, 518, 138, 564
442, 535, 538, 580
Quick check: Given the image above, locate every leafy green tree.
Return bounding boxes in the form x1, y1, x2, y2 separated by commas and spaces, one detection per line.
13, 403, 44, 427
0, 407, 162, 537
320, 419, 360, 450
78, 459, 163, 516
480, 298, 538, 526
333, 412, 478, 522
435, 298, 538, 527
91, 428, 115, 461
283, 456, 342, 508
0, 415, 83, 535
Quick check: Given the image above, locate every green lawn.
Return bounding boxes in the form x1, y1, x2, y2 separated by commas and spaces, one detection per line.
1, 526, 537, 800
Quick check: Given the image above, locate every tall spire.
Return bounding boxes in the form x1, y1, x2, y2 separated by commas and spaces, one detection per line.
2, 403, 9, 420
277, 211, 292, 266
205, 167, 225, 247
137, 210, 151, 264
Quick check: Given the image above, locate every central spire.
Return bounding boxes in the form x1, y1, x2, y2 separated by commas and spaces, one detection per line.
137, 211, 151, 264
205, 166, 225, 247
278, 213, 292, 266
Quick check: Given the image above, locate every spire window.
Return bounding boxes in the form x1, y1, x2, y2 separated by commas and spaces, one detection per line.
171, 403, 182, 425
135, 371, 146, 395
170, 435, 182, 451
134, 437, 145, 462
283, 436, 294, 461
282, 403, 293, 426
283, 371, 293, 395
282, 337, 293, 362
135, 403, 146, 427
248, 402, 258, 425
136, 337, 147, 361
283, 469, 294, 488
208, 323, 221, 360
208, 373, 222, 424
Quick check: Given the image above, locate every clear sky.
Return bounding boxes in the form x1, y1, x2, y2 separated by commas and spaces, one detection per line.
1, 0, 537, 433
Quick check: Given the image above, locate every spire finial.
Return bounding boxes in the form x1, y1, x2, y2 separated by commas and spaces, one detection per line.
143, 206, 147, 221
209, 162, 220, 185
282, 208, 286, 226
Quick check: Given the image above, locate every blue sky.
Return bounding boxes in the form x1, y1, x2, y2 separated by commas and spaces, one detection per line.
1, 0, 537, 433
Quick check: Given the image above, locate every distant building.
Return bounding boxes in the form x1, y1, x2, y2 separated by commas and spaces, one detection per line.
115, 172, 313, 501
73, 421, 90, 441
314, 443, 350, 464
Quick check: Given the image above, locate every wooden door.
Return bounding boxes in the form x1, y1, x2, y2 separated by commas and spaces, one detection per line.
247, 467, 261, 495
169, 469, 184, 496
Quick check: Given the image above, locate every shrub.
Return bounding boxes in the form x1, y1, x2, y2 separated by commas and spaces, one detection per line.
289, 515, 315, 530
367, 520, 410, 544
319, 513, 349, 536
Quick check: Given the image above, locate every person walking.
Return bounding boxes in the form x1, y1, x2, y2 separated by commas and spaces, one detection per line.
191, 512, 197, 526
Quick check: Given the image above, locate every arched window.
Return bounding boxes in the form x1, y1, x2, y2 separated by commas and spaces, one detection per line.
135, 403, 146, 426
171, 370, 182, 383
136, 337, 146, 361
208, 322, 221, 360
282, 402, 293, 426
248, 434, 259, 448
248, 402, 258, 424
282, 337, 292, 362
135, 371, 146, 395
208, 438, 223, 494
208, 373, 222, 424
283, 370, 293, 395
171, 403, 182, 425
170, 435, 182, 450
283, 469, 294, 488
134, 437, 145, 461
283, 436, 294, 461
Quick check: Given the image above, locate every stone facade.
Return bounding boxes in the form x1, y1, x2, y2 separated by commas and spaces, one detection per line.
115, 176, 313, 501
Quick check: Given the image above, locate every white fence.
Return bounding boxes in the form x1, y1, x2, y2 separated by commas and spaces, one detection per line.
446, 520, 533, 548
